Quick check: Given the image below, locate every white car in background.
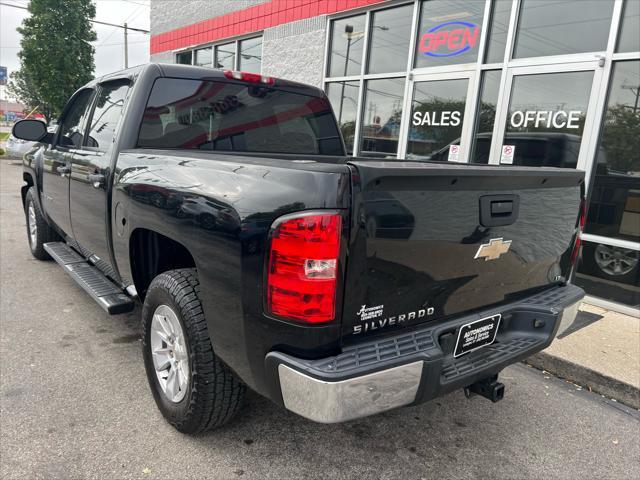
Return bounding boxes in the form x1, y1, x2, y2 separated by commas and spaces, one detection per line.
4, 123, 56, 159
5, 133, 36, 159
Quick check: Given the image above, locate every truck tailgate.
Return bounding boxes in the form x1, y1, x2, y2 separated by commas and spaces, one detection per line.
342, 160, 583, 340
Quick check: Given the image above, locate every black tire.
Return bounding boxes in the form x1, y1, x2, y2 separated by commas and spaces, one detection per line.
24, 187, 58, 260
142, 268, 245, 433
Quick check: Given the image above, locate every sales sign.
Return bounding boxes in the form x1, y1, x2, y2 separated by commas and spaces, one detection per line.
419, 21, 479, 57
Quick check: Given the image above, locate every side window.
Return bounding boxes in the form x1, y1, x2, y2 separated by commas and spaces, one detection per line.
85, 81, 130, 151
57, 89, 95, 148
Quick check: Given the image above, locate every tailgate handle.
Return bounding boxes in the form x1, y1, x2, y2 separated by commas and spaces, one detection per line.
491, 200, 513, 215
480, 194, 519, 227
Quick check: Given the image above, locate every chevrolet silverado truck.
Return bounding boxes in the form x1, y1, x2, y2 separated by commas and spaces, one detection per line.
13, 64, 585, 433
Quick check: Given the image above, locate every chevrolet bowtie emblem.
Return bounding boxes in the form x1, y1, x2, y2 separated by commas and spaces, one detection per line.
474, 238, 512, 261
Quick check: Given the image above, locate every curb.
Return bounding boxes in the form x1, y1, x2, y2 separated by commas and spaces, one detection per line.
525, 352, 640, 410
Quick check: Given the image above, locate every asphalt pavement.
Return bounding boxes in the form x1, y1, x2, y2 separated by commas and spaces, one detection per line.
1, 160, 639, 480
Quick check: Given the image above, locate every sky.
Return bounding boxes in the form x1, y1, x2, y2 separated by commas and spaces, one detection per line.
0, 0, 150, 100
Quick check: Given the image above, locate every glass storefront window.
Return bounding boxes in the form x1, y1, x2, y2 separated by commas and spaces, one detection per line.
584, 60, 640, 242
574, 240, 639, 308
326, 81, 360, 154
176, 51, 192, 65
194, 47, 213, 67
485, 0, 512, 64
367, 4, 413, 74
514, 0, 615, 58
407, 78, 468, 160
616, 0, 640, 53
470, 70, 501, 163
501, 71, 594, 167
239, 37, 262, 73
360, 78, 405, 157
215, 43, 235, 70
329, 15, 366, 78
414, 0, 485, 69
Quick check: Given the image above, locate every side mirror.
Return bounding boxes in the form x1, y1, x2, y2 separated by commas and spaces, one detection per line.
12, 119, 48, 142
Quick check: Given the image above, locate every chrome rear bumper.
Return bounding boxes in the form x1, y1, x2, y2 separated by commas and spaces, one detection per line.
278, 361, 423, 423
269, 284, 585, 424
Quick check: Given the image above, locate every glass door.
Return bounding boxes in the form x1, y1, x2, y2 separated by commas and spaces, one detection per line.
400, 70, 476, 162
488, 61, 605, 169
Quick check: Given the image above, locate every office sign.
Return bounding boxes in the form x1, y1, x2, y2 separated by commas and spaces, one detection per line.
510, 110, 582, 129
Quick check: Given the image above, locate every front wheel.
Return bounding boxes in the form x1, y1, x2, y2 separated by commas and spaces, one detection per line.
24, 187, 58, 260
142, 268, 245, 433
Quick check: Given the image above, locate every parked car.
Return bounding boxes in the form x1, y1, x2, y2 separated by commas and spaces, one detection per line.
5, 124, 57, 159
13, 64, 585, 434
5, 134, 35, 159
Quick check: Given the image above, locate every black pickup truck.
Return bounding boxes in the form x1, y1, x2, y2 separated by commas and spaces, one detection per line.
13, 64, 585, 433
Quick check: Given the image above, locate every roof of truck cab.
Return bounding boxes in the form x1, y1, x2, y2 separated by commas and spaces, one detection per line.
87, 63, 325, 97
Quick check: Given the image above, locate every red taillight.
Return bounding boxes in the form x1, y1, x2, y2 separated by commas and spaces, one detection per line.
578, 198, 586, 230
266, 213, 342, 323
570, 198, 587, 265
223, 70, 274, 85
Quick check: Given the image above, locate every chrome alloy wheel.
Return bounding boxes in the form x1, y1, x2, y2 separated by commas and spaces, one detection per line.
594, 244, 638, 277
28, 203, 37, 246
150, 305, 190, 403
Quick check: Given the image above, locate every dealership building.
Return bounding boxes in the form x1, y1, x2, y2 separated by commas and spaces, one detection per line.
150, 0, 639, 314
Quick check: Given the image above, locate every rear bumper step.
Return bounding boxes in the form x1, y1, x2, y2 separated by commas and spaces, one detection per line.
266, 284, 584, 423
44, 242, 135, 314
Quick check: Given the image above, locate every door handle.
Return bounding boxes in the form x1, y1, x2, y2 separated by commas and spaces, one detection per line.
58, 166, 71, 177
88, 173, 105, 188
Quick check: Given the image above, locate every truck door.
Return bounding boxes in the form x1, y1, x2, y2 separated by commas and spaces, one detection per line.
69, 80, 130, 272
42, 89, 95, 237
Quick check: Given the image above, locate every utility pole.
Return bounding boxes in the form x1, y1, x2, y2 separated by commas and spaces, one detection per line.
621, 84, 640, 113
124, 22, 128, 69
338, 24, 354, 128
0, 2, 148, 70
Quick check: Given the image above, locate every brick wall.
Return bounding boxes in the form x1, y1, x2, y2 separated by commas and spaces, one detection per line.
150, 0, 386, 56
262, 16, 327, 87
150, 0, 266, 36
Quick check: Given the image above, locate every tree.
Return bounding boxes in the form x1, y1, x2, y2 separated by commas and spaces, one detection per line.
8, 0, 96, 124
600, 104, 640, 174
7, 70, 55, 122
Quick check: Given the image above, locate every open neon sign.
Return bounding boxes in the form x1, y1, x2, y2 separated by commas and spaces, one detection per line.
419, 21, 480, 57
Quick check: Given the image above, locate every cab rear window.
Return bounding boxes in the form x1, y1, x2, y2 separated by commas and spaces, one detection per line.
138, 77, 343, 156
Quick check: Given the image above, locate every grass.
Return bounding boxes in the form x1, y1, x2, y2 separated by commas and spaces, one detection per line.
0, 132, 10, 141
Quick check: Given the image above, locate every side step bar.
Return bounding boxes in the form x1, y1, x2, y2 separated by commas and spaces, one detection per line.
44, 242, 135, 314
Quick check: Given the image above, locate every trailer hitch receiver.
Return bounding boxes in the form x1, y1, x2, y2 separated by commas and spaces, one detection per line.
464, 374, 505, 403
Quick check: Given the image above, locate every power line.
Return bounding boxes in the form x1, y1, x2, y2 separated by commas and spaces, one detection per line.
96, 4, 143, 47
122, 0, 149, 7
96, 40, 148, 47
0, 2, 149, 32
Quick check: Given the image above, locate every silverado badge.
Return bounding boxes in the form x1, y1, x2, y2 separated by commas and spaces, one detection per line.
474, 238, 512, 261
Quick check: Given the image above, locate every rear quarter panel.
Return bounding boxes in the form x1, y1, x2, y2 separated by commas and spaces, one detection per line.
112, 151, 350, 395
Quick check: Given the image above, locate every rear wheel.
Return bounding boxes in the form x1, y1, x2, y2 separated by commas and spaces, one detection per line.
24, 187, 58, 260
142, 268, 245, 433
